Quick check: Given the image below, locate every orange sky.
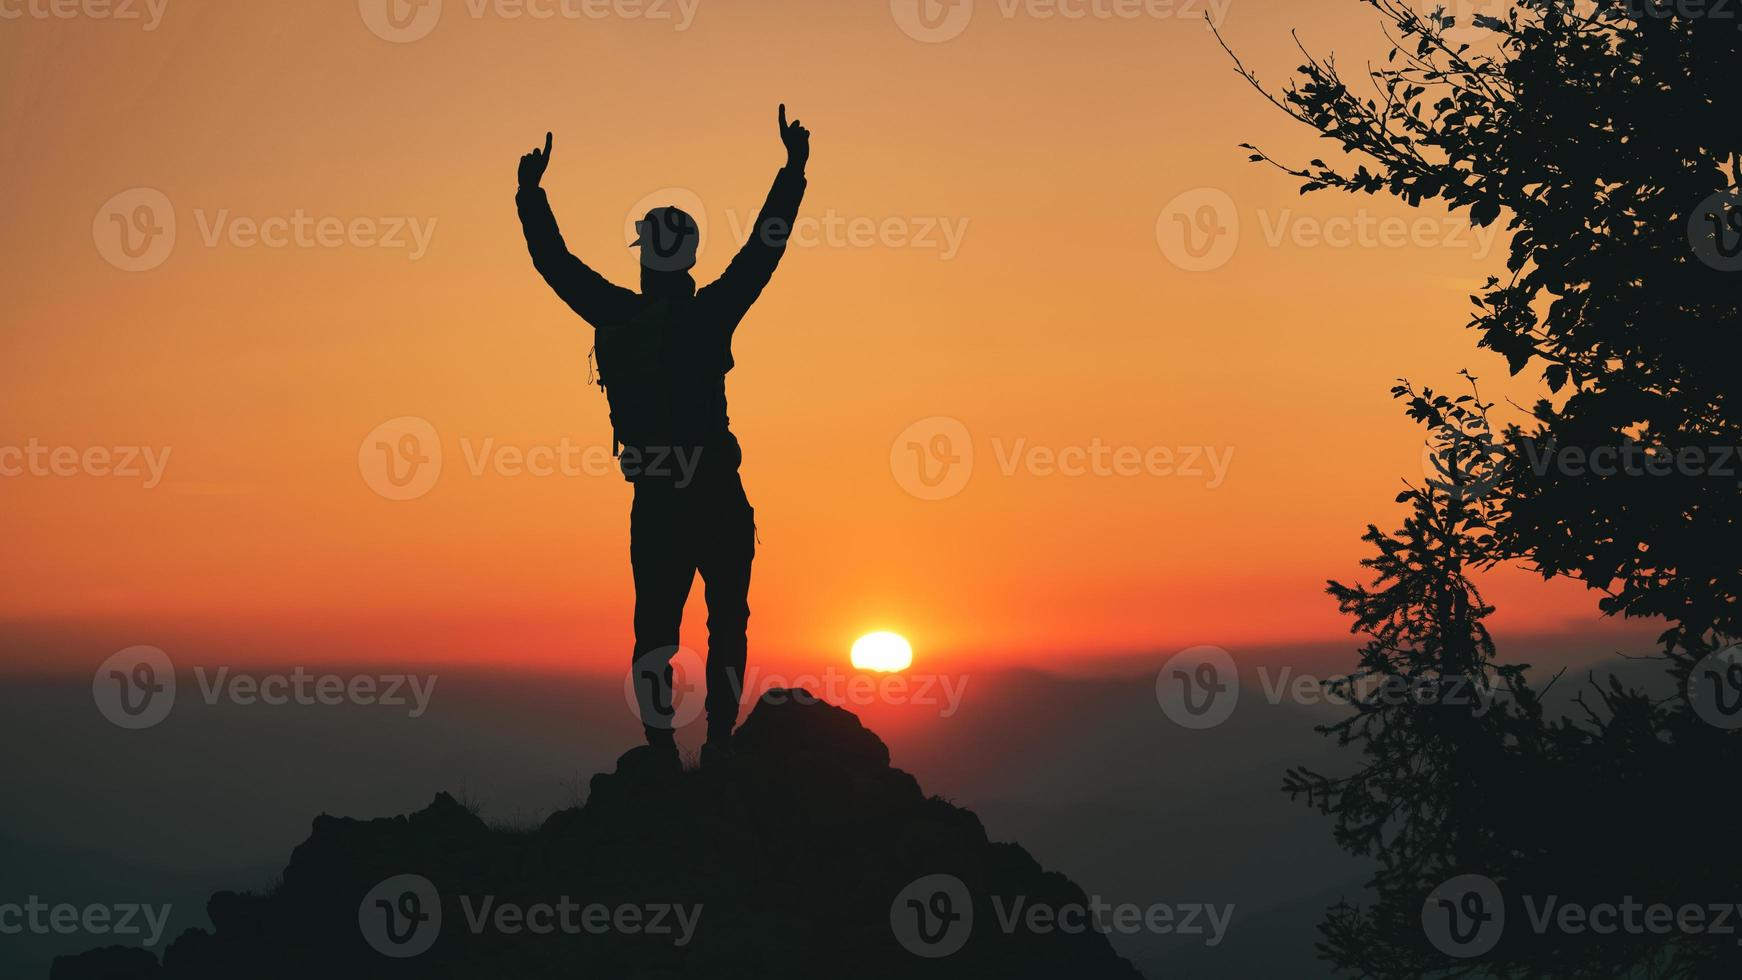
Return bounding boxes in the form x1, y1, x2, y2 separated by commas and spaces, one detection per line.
0, 0, 1649, 677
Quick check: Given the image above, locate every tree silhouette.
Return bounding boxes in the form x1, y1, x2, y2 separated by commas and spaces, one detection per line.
1288, 382, 1549, 975
1226, 2, 1742, 975
1221, 0, 1741, 656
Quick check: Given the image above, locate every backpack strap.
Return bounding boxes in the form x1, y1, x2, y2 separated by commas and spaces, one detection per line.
586, 344, 621, 458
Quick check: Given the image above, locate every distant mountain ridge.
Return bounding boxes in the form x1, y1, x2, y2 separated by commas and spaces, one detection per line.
54, 688, 1142, 979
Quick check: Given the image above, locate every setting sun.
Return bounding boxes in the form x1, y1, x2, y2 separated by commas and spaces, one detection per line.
850, 632, 914, 673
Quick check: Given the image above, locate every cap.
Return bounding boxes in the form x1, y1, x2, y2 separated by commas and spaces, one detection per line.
631, 206, 700, 272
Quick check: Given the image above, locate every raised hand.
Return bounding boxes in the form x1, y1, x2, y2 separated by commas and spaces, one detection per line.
519, 132, 553, 190
779, 105, 810, 169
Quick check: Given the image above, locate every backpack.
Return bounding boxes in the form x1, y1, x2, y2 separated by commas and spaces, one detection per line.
588, 300, 687, 459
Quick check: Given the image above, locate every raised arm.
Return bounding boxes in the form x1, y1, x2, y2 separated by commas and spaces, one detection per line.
703, 106, 810, 322
515, 132, 637, 327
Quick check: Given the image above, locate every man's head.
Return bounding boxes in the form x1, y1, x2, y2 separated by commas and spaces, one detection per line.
632, 206, 700, 273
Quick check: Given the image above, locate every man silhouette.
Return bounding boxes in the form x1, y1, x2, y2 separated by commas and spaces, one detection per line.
517, 107, 810, 770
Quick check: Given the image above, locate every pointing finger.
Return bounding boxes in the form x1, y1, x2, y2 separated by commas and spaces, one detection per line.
543, 131, 553, 160
779, 104, 788, 130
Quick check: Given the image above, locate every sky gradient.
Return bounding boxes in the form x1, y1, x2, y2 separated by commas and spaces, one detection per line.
0, 0, 1649, 677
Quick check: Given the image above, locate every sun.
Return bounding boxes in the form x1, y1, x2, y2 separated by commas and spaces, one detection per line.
851, 631, 913, 673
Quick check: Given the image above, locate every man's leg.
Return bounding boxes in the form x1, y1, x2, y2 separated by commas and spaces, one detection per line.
629, 485, 698, 748
697, 477, 755, 745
